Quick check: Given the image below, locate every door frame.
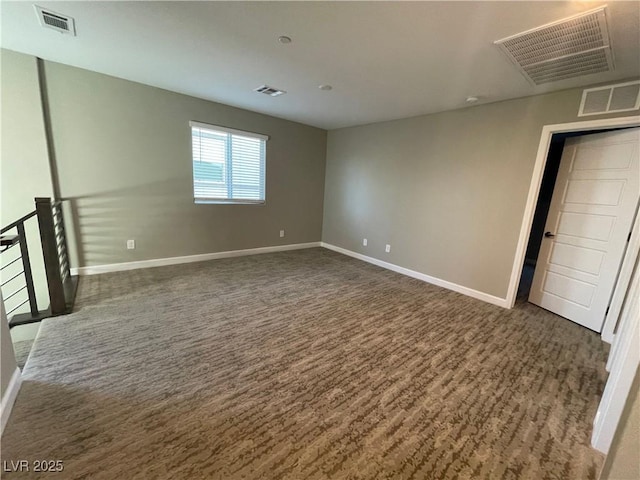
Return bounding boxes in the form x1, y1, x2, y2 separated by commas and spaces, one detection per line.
506, 116, 640, 320
602, 203, 640, 345
591, 252, 639, 453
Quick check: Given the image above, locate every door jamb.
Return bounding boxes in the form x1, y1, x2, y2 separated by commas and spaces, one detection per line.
506, 116, 640, 318
602, 203, 640, 345
591, 255, 639, 453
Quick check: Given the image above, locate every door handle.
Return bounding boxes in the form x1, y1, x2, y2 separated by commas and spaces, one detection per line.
544, 231, 555, 238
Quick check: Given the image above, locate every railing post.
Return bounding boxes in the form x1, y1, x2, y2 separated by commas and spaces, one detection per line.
35, 197, 66, 315
16, 222, 38, 316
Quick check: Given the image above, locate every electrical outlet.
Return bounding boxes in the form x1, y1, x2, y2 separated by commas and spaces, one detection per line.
279, 230, 285, 238
385, 244, 391, 253
363, 238, 368, 246
127, 239, 135, 250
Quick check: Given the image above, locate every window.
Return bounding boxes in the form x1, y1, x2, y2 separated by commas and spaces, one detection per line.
190, 121, 268, 204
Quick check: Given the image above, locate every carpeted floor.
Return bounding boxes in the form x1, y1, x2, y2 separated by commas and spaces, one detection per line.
1, 248, 609, 479
12, 338, 35, 370
7, 323, 41, 369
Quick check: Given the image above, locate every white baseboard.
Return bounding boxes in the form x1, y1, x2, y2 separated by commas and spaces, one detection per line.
70, 242, 322, 276
1, 367, 22, 434
69, 240, 508, 308
320, 242, 509, 308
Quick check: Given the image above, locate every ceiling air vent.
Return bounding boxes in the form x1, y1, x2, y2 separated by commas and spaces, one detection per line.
254, 85, 286, 97
34, 5, 76, 36
494, 7, 614, 85
579, 81, 640, 117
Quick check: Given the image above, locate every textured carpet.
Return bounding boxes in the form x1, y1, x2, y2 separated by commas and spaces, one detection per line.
1, 248, 608, 479
12, 338, 35, 370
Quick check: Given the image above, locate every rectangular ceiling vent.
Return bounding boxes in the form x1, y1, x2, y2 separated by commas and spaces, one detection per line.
254, 85, 286, 97
34, 5, 76, 36
494, 7, 614, 85
579, 80, 640, 117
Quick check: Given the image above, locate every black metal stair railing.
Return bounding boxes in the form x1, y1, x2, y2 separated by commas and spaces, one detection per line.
0, 210, 40, 322
1, 197, 78, 327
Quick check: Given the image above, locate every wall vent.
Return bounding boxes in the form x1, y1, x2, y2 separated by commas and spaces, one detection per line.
254, 85, 286, 97
494, 7, 614, 85
35, 5, 76, 35
579, 81, 640, 117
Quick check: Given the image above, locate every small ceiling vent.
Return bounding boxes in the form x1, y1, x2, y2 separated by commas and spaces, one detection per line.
254, 85, 286, 97
494, 7, 614, 85
579, 81, 640, 117
34, 5, 76, 36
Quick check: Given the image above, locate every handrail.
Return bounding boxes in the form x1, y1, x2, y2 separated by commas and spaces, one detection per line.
0, 210, 37, 234
36, 197, 77, 317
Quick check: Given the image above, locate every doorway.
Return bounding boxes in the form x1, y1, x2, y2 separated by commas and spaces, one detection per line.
517, 127, 635, 300
507, 117, 640, 316
517, 134, 565, 301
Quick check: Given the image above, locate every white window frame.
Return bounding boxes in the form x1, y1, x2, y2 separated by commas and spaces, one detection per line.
190, 121, 268, 205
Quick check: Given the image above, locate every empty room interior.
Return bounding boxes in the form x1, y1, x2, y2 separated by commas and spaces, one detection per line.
1, 1, 640, 479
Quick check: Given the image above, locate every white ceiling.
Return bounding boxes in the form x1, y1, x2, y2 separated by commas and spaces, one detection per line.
1, 1, 639, 130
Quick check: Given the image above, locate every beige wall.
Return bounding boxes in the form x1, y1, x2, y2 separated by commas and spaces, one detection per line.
322, 86, 640, 299
600, 368, 640, 480
38, 60, 326, 267
0, 49, 53, 314
4, 46, 639, 302
1, 297, 18, 399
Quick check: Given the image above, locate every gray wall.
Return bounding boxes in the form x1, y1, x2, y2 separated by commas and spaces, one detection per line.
0, 49, 53, 315
599, 368, 640, 480
322, 86, 640, 299
38, 60, 327, 267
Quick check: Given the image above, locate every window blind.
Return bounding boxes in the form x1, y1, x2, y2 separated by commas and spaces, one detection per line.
190, 121, 268, 204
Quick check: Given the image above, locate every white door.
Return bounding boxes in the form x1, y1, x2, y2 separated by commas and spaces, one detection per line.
529, 128, 640, 332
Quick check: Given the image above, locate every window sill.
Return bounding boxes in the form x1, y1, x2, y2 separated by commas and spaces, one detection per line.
194, 199, 266, 205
